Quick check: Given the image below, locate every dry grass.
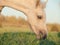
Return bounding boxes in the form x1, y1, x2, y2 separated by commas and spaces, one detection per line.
47, 24, 60, 32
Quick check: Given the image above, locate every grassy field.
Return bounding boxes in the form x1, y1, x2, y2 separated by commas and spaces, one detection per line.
0, 27, 60, 45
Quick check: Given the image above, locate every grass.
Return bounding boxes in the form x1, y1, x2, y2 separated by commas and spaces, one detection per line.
0, 27, 60, 45
0, 32, 60, 45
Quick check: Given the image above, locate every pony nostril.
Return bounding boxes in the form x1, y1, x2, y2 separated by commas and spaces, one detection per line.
42, 34, 47, 40
0, 10, 1, 12
39, 30, 47, 40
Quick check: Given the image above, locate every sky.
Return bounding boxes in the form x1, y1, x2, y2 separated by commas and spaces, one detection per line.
1, 0, 60, 24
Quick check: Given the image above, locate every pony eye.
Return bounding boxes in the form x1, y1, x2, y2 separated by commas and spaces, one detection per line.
37, 15, 42, 19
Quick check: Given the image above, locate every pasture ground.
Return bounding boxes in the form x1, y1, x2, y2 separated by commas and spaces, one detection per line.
0, 27, 60, 45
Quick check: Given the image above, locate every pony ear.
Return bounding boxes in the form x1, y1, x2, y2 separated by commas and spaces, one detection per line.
36, 0, 40, 7
41, 0, 48, 9
36, 0, 48, 8
40, 0, 48, 3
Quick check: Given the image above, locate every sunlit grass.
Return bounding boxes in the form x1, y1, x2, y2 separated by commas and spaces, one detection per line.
0, 27, 60, 45
0, 32, 60, 45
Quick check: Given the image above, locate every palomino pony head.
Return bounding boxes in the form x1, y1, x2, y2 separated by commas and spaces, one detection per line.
0, 0, 48, 40
33, 0, 48, 40
35, 9, 48, 40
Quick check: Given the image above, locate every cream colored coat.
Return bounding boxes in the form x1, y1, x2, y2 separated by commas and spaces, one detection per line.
0, 0, 48, 39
